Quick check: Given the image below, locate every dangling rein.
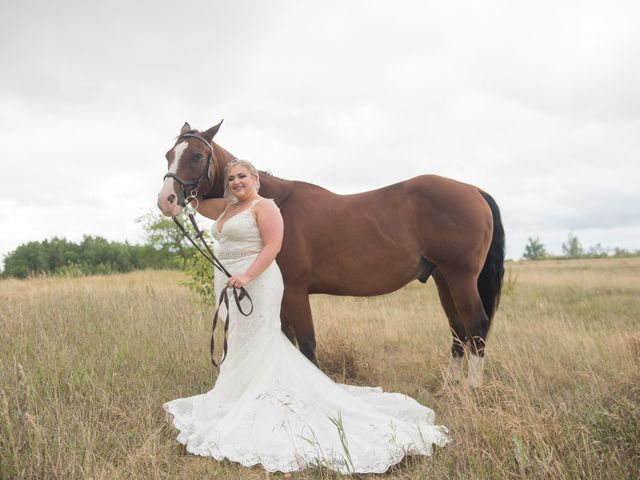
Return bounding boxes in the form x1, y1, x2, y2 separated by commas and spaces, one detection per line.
171, 210, 254, 367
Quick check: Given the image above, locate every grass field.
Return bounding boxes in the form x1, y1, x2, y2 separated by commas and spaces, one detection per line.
1, 258, 639, 479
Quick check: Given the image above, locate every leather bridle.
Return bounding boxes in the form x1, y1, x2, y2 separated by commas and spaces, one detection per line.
163, 132, 213, 207
162, 132, 253, 368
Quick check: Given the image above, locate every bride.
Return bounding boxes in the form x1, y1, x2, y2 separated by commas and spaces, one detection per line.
163, 159, 449, 474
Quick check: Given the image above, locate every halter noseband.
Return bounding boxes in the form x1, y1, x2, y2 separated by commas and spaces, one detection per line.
163, 133, 214, 206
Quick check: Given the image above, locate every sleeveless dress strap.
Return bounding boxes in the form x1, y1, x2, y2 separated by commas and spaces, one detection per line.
216, 203, 232, 223
218, 199, 263, 226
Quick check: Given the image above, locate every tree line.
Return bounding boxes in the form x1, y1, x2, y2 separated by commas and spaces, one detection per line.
3, 215, 639, 278
1, 213, 203, 279
523, 232, 640, 260
1, 235, 179, 278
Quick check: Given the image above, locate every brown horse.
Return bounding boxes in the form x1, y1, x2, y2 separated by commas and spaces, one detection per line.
157, 121, 505, 388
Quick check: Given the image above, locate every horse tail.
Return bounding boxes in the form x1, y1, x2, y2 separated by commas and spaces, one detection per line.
477, 190, 505, 323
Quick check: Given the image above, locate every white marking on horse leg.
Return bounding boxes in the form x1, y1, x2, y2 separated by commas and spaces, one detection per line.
467, 353, 484, 388
436, 355, 464, 396
446, 355, 464, 383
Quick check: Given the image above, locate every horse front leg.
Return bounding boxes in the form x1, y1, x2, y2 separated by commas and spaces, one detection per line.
281, 285, 317, 365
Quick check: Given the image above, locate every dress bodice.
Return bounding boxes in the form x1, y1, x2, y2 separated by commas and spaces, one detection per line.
212, 199, 264, 260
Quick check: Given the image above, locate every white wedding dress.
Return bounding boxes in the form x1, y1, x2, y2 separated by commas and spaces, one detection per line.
163, 199, 448, 474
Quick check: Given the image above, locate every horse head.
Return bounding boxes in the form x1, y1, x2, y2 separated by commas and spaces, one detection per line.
157, 120, 223, 217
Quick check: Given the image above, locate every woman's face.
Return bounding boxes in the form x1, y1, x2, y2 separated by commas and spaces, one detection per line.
227, 165, 258, 202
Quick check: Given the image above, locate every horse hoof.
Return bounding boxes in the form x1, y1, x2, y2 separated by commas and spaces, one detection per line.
467, 378, 483, 389
435, 382, 456, 398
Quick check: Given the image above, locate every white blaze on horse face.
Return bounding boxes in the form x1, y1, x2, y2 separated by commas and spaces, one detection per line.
157, 141, 189, 216
467, 353, 484, 388
167, 141, 188, 177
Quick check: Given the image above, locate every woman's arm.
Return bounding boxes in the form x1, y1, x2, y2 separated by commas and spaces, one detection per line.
226, 199, 283, 288
193, 197, 229, 220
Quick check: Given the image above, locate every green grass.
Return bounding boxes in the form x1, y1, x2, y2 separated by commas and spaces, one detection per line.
1, 259, 639, 479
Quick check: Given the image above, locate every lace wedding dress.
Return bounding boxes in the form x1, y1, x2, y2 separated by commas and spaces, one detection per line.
164, 199, 449, 474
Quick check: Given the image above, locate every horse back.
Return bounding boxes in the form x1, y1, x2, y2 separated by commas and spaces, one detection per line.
272, 175, 493, 294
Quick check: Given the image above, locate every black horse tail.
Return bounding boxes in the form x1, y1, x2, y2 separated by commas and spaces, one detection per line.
477, 191, 505, 323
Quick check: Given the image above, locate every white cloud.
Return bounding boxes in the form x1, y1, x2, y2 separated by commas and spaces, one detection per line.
1, 0, 639, 265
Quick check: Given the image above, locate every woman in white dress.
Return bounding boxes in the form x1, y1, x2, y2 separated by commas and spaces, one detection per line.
163, 159, 449, 474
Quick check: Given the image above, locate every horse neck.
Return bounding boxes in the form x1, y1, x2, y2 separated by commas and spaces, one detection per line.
259, 174, 293, 206
207, 143, 294, 205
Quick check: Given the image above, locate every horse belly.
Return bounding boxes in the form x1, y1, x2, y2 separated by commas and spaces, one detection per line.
309, 246, 422, 297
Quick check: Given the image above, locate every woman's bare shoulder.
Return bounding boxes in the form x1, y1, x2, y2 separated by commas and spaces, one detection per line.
253, 198, 280, 216
255, 197, 279, 210
254, 198, 284, 242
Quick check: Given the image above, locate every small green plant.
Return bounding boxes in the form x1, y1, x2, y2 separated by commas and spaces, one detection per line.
182, 250, 216, 305
523, 236, 547, 260
586, 243, 609, 258
139, 210, 216, 304
328, 412, 355, 475
52, 262, 85, 278
136, 211, 195, 268
562, 231, 584, 258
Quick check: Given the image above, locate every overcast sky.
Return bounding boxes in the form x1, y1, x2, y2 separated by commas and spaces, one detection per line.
1, 0, 639, 265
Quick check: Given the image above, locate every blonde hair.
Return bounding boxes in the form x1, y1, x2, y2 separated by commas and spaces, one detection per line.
223, 159, 261, 201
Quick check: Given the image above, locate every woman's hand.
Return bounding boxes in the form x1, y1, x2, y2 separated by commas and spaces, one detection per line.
227, 274, 252, 289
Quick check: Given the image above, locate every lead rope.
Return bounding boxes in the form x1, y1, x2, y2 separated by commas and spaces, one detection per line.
171, 211, 253, 367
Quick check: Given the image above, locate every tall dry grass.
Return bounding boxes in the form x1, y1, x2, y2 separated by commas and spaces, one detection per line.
1, 258, 639, 479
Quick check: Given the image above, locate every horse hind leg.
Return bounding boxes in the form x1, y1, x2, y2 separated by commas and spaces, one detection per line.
442, 270, 491, 388
281, 285, 318, 366
433, 271, 465, 386
279, 309, 297, 345
279, 290, 297, 346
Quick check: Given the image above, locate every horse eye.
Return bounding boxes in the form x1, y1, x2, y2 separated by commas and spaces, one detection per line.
192, 153, 203, 161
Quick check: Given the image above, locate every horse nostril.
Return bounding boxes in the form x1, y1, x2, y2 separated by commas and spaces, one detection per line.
167, 194, 176, 204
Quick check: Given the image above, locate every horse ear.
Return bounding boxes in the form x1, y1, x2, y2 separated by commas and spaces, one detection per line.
180, 122, 192, 134
202, 119, 224, 141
